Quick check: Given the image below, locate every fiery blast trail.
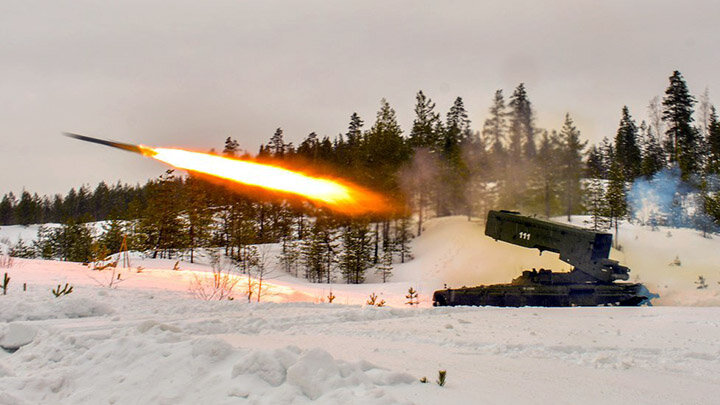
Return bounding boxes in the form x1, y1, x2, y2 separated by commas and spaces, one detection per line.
64, 133, 391, 215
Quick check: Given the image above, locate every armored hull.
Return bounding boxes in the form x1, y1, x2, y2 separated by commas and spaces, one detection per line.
432, 281, 650, 307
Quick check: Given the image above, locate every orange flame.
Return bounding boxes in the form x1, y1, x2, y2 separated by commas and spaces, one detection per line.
138, 146, 390, 215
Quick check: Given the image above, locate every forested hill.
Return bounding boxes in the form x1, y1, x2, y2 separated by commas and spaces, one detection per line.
1, 71, 719, 261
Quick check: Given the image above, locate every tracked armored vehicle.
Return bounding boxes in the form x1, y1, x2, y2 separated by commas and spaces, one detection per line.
433, 210, 654, 307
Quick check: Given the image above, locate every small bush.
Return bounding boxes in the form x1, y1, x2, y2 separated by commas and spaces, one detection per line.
405, 287, 419, 306
366, 292, 385, 306
436, 370, 447, 387
2, 272, 9, 295
52, 283, 74, 297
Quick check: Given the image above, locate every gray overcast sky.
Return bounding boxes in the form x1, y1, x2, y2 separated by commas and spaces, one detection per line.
2, 0, 719, 196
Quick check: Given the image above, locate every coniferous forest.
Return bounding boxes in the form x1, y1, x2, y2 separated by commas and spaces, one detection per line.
2, 71, 720, 282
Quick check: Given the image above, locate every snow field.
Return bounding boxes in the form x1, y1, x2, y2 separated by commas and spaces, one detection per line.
2, 216, 720, 403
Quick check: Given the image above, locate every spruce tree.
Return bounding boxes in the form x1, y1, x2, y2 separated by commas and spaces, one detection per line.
16, 191, 37, 226
706, 106, 720, 174
662, 70, 699, 180
614, 106, 642, 180
586, 177, 610, 231
0, 194, 14, 225
586, 145, 605, 179
99, 219, 126, 254
364, 99, 410, 192
605, 160, 627, 241
139, 170, 185, 258
440, 97, 471, 215
301, 221, 328, 282
640, 125, 666, 178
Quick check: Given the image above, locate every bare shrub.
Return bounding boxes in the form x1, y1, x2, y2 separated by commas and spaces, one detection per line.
0, 254, 14, 269
189, 252, 240, 300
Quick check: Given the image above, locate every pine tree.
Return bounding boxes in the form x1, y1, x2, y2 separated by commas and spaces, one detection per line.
409, 90, 440, 150
339, 219, 373, 284
508, 83, 536, 160
535, 130, 561, 218
183, 176, 214, 263
266, 128, 288, 158
558, 114, 587, 221
614, 106, 642, 180
223, 137, 240, 157
662, 70, 699, 180
482, 90, 508, 166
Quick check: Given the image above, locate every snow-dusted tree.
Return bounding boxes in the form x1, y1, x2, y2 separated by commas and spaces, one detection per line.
697, 87, 712, 141
586, 177, 610, 231
9, 238, 35, 259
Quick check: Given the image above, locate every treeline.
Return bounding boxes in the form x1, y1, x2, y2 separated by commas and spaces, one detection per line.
584, 71, 720, 230
3, 70, 720, 280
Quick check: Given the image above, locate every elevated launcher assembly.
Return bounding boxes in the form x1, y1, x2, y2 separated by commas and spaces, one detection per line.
433, 210, 653, 307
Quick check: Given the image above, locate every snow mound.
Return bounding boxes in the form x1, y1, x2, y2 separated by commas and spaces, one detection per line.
0, 323, 37, 351
232, 346, 415, 402
1, 296, 114, 322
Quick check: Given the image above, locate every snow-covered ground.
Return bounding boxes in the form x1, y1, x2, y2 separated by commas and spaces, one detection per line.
1, 216, 720, 403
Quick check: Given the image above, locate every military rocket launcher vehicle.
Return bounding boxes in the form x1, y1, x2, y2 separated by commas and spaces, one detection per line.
432, 210, 654, 307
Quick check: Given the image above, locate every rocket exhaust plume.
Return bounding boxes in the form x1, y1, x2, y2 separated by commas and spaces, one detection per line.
63, 133, 391, 215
